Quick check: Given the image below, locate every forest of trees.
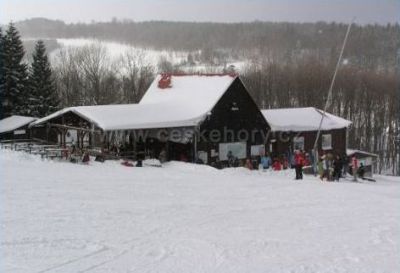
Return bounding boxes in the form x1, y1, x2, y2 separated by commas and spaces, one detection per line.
14, 18, 400, 71
1, 19, 399, 174
242, 59, 398, 174
0, 23, 58, 119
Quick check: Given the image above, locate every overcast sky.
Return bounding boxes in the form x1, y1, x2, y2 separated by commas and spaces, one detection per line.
1, 0, 399, 25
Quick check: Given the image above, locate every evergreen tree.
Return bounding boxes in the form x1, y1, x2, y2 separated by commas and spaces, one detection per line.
29, 40, 58, 117
2, 23, 29, 117
0, 28, 5, 119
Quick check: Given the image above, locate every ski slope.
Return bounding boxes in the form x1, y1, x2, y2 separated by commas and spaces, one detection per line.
1, 150, 399, 273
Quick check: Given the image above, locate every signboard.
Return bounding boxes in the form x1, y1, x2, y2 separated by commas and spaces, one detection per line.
13, 130, 26, 135
219, 142, 247, 161
251, 144, 265, 156
197, 151, 208, 164
293, 136, 304, 150
322, 134, 332, 150
66, 130, 78, 144
360, 157, 373, 166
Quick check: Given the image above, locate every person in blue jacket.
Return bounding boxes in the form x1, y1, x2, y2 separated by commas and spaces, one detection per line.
260, 153, 272, 170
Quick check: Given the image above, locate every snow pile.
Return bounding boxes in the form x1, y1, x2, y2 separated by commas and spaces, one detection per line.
0, 115, 37, 134
1, 149, 399, 273
262, 107, 352, 132
347, 149, 378, 157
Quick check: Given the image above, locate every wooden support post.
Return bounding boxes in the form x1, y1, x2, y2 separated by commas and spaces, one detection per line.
193, 128, 198, 163
165, 140, 169, 161
46, 123, 50, 143
63, 129, 67, 148
132, 131, 137, 159
90, 123, 95, 148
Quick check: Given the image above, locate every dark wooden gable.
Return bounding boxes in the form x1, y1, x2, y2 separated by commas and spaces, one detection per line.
197, 77, 270, 162
200, 77, 269, 137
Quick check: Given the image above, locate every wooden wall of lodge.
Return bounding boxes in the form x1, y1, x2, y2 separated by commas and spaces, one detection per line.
0, 124, 32, 141
270, 128, 348, 157
197, 77, 270, 164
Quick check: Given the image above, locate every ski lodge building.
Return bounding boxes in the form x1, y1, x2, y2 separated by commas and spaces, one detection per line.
29, 74, 270, 166
0, 115, 38, 141
261, 107, 352, 157
1, 74, 356, 166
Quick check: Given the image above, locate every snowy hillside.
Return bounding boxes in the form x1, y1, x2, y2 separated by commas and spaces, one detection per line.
1, 150, 399, 273
45, 38, 246, 72
53, 38, 187, 67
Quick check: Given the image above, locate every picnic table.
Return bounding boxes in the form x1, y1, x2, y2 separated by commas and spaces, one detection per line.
0, 139, 33, 149
29, 144, 58, 152
43, 148, 69, 159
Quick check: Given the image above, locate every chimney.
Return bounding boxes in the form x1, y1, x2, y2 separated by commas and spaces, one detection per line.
158, 73, 172, 89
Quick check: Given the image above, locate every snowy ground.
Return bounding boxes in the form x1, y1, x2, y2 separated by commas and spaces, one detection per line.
1, 149, 399, 273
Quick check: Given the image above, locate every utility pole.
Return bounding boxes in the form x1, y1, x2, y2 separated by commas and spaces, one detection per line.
312, 20, 353, 173
396, 48, 400, 176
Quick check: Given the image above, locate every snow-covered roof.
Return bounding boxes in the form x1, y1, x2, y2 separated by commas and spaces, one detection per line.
0, 115, 37, 134
347, 149, 378, 158
140, 73, 236, 109
261, 107, 352, 132
31, 74, 237, 131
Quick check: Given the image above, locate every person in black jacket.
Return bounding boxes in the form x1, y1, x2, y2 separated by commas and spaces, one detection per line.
358, 163, 365, 179
341, 154, 349, 177
333, 155, 343, 181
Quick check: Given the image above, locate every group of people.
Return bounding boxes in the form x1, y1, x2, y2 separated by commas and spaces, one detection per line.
65, 143, 91, 164
240, 151, 310, 173
238, 149, 366, 182
318, 154, 343, 181
318, 153, 365, 182
241, 153, 290, 171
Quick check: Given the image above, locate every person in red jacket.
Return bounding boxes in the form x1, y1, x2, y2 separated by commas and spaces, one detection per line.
272, 158, 282, 171
294, 150, 305, 180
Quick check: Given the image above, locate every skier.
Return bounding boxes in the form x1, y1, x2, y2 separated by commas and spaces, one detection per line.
294, 150, 305, 180
245, 158, 253, 170
260, 153, 272, 170
320, 155, 330, 181
272, 159, 282, 171
158, 149, 167, 164
227, 150, 235, 167
318, 157, 324, 180
341, 154, 349, 177
332, 155, 343, 181
282, 155, 289, 170
82, 151, 90, 164
358, 163, 365, 180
